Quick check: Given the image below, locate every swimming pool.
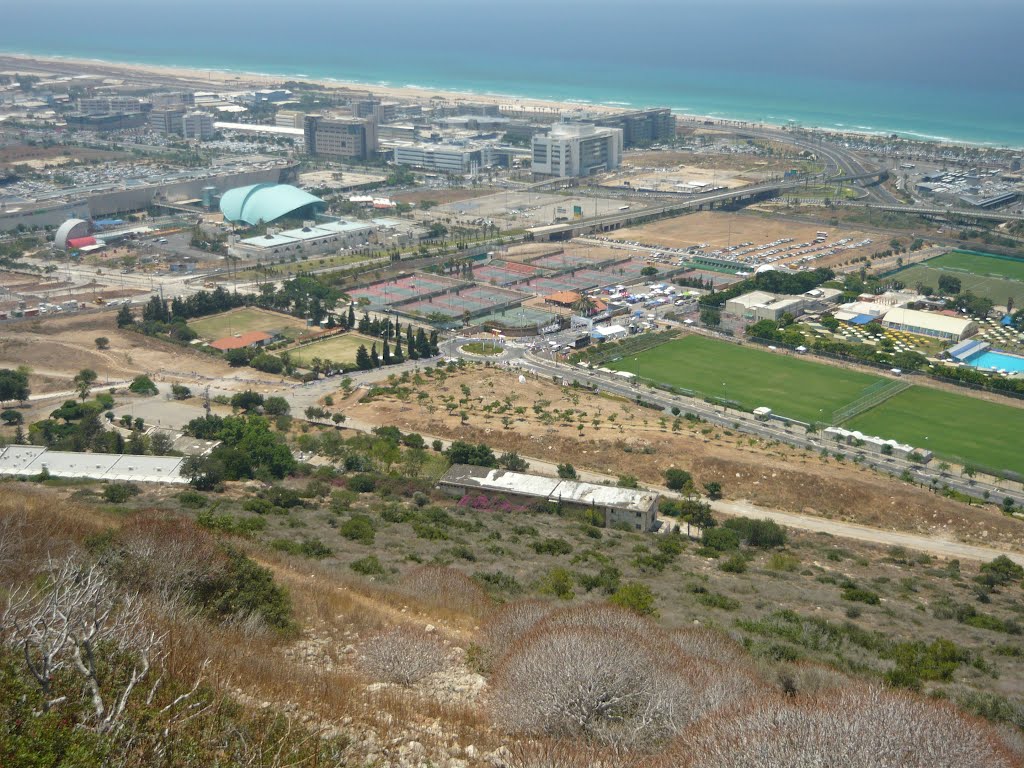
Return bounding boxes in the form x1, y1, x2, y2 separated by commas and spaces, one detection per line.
964, 348, 1024, 373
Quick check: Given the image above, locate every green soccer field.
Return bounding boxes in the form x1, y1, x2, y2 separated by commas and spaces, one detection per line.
287, 333, 380, 366
887, 251, 1024, 306
606, 335, 884, 423
931, 251, 1024, 282
188, 308, 310, 341
847, 387, 1024, 476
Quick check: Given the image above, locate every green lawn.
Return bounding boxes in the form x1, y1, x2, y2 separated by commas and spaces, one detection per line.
888, 251, 1024, 305
607, 335, 884, 423
461, 341, 503, 356
287, 333, 380, 367
846, 387, 1024, 476
188, 308, 310, 341
931, 250, 1024, 282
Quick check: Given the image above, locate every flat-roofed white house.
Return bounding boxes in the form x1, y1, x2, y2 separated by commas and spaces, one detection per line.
438, 464, 659, 531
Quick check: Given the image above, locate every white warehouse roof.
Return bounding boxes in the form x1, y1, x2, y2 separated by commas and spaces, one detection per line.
438, 464, 657, 514
0, 445, 187, 483
881, 307, 976, 337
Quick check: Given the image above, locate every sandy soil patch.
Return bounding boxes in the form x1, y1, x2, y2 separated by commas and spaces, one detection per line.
0, 312, 280, 395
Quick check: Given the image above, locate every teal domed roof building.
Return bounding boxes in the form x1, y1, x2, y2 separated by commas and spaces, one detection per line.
219, 183, 325, 226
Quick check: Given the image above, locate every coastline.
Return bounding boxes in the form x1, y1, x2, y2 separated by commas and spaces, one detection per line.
0, 51, 624, 117
0, 51, 1015, 152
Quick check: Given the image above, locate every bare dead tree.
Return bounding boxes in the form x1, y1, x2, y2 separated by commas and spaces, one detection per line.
490, 625, 697, 750
505, 737, 661, 768
664, 684, 1018, 768
667, 625, 748, 665
533, 602, 657, 638
106, 514, 228, 604
357, 625, 448, 686
3, 556, 169, 733
479, 599, 560, 667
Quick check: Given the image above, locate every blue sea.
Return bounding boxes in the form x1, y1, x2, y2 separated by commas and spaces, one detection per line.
2, 0, 1022, 148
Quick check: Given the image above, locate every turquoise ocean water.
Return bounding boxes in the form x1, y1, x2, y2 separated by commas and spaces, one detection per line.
2, 0, 1022, 148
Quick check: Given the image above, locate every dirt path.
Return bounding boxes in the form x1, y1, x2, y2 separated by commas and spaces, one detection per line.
712, 498, 1024, 566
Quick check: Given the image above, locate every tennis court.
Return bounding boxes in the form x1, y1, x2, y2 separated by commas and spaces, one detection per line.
402, 285, 527, 318
349, 274, 467, 307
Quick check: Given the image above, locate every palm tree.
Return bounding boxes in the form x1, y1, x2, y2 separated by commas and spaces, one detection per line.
572, 293, 597, 316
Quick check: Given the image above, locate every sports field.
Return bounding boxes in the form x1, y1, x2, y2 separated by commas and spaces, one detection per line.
287, 333, 380, 367
847, 387, 1024, 476
606, 335, 884, 423
888, 250, 1024, 305
188, 308, 310, 341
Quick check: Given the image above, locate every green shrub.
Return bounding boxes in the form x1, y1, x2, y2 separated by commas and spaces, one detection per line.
350, 555, 385, 576
696, 591, 741, 610
339, 514, 375, 544
767, 553, 800, 572
271, 537, 333, 559
346, 473, 377, 493
719, 554, 748, 574
261, 486, 304, 509
200, 548, 295, 632
702, 527, 740, 552
196, 512, 267, 536
412, 522, 449, 540
177, 489, 207, 509
242, 498, 277, 515
576, 565, 622, 595
537, 567, 575, 599
102, 483, 140, 504
663, 467, 692, 491
128, 375, 158, 396
841, 586, 881, 605
609, 582, 658, 616
473, 570, 522, 596
723, 517, 787, 548
329, 490, 358, 513
977, 555, 1024, 588
531, 537, 573, 556
449, 544, 476, 561
884, 638, 968, 688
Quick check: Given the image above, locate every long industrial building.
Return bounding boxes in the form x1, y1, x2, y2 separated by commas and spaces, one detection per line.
438, 464, 659, 531
228, 219, 376, 258
0, 445, 187, 484
880, 307, 978, 342
532, 123, 623, 178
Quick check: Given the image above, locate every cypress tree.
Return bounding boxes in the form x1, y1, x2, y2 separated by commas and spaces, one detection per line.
407, 325, 417, 359
382, 339, 392, 365
355, 344, 371, 370
370, 343, 380, 368
415, 328, 431, 358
